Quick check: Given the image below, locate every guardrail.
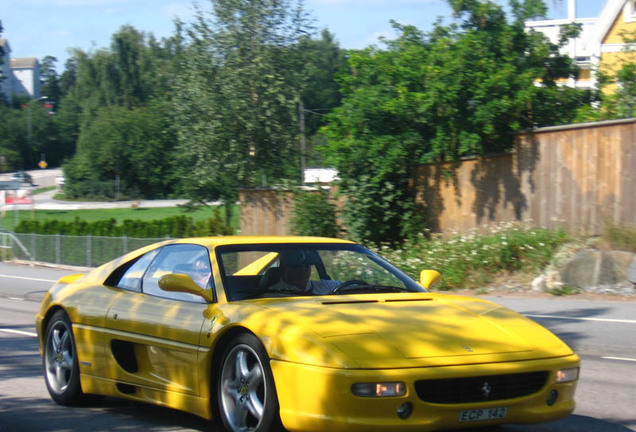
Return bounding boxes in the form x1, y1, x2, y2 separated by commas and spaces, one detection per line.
0, 231, 169, 267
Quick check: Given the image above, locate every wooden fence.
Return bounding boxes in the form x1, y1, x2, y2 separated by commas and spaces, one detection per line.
239, 189, 294, 236
240, 118, 636, 237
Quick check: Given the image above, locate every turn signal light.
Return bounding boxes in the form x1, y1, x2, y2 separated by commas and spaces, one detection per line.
351, 382, 407, 397
555, 367, 579, 383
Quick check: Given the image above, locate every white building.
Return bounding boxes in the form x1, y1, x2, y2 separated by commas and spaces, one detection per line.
303, 168, 339, 185
0, 38, 12, 103
10, 57, 41, 99
0, 38, 42, 103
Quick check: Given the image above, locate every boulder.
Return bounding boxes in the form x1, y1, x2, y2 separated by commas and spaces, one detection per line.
559, 249, 635, 289
628, 256, 636, 285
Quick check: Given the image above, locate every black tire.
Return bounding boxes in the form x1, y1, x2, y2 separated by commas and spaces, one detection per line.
42, 310, 85, 405
217, 333, 283, 432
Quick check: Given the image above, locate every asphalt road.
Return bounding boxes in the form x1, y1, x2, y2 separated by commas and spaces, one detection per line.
0, 168, 61, 189
0, 168, 213, 211
0, 262, 635, 432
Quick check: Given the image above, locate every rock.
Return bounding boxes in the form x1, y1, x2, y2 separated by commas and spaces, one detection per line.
544, 271, 563, 291
560, 249, 635, 289
608, 251, 636, 281
531, 276, 545, 292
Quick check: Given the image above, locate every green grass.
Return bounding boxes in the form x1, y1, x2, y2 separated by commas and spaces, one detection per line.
0, 204, 240, 232
545, 285, 582, 296
32, 186, 57, 195
602, 223, 636, 253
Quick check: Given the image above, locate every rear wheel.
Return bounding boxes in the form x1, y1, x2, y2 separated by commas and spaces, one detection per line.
43, 310, 85, 405
217, 333, 282, 432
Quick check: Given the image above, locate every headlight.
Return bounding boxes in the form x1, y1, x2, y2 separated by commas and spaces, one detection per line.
351, 382, 407, 397
555, 367, 579, 383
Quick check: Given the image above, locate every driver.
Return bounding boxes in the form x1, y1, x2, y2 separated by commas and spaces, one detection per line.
268, 251, 339, 295
269, 251, 312, 293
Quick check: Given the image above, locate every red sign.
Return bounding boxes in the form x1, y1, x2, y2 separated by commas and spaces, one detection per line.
2, 190, 34, 205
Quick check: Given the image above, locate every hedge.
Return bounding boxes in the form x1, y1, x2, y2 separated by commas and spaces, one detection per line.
14, 213, 234, 238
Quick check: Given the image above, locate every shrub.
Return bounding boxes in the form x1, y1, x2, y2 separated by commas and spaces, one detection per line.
603, 224, 636, 253
14, 211, 234, 238
376, 223, 571, 290
290, 188, 340, 238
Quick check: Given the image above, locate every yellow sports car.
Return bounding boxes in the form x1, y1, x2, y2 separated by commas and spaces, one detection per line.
36, 236, 579, 432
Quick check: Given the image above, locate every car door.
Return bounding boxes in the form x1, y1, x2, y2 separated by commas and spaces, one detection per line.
103, 244, 213, 396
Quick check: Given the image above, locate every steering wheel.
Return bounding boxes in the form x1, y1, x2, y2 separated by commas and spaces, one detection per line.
333, 279, 369, 294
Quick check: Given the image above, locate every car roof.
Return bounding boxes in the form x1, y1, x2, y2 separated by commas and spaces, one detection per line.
169, 236, 355, 248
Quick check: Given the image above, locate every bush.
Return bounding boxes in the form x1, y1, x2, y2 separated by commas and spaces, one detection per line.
14, 211, 234, 238
290, 188, 340, 238
376, 223, 571, 290
603, 224, 636, 253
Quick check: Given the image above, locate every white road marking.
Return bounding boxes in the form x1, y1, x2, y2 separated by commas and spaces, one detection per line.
526, 314, 636, 324
0, 274, 56, 283
0, 328, 37, 337
602, 356, 636, 363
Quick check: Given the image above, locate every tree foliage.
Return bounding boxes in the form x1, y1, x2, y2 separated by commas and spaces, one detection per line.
322, 0, 587, 245
171, 0, 313, 211
60, 25, 179, 199
63, 102, 177, 199
290, 187, 339, 237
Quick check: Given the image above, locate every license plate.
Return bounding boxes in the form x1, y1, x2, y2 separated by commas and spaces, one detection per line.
458, 407, 508, 423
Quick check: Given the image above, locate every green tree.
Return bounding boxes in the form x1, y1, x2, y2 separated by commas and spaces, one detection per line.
59, 57, 78, 96
298, 29, 348, 166
0, 106, 22, 171
290, 187, 339, 237
171, 0, 313, 217
40, 56, 62, 104
61, 25, 180, 198
0, 95, 58, 169
322, 0, 586, 245
64, 102, 177, 199
0, 20, 6, 105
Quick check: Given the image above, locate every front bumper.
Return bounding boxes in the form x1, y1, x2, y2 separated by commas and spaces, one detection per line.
271, 354, 579, 432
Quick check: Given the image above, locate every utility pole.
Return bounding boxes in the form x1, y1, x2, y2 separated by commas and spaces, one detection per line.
26, 96, 47, 160
299, 100, 307, 184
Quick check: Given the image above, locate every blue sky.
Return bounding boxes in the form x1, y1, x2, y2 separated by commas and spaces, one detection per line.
2, 0, 606, 72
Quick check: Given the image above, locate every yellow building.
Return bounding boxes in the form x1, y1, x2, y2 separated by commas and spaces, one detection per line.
526, 0, 636, 91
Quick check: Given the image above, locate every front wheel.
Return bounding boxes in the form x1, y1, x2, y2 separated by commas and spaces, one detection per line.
217, 333, 282, 432
43, 310, 85, 405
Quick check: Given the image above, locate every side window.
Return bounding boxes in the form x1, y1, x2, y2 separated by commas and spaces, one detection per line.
626, 0, 636, 22
115, 249, 159, 292
142, 244, 212, 303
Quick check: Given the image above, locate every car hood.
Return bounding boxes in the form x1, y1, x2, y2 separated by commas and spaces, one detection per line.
249, 293, 573, 368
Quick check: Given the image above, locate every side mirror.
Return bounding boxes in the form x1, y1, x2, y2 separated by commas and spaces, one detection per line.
419, 270, 442, 289
159, 273, 214, 302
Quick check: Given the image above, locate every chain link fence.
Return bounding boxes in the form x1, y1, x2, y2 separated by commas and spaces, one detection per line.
1, 231, 170, 268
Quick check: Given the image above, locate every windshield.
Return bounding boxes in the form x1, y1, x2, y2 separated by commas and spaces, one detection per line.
216, 243, 425, 301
